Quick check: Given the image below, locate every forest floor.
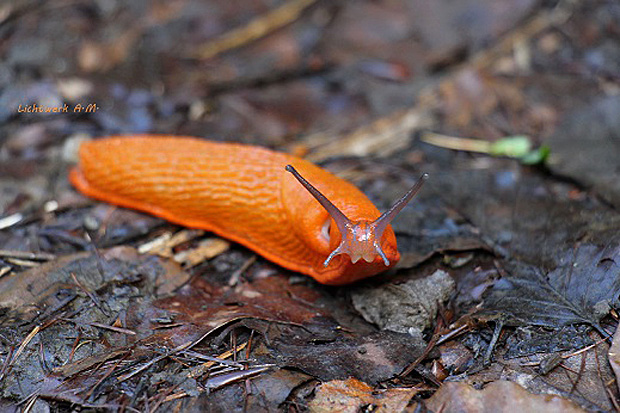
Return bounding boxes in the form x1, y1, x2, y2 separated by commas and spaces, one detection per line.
1, 0, 619, 411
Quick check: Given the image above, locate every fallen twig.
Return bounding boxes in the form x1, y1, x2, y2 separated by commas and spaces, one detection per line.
194, 0, 317, 60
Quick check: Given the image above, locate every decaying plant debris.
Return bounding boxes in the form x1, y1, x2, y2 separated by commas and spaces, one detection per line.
1, 0, 619, 411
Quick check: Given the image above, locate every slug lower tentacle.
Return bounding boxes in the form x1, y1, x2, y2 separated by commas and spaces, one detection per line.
70, 135, 427, 285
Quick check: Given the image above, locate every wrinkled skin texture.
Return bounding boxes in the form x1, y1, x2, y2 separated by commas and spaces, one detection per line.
70, 135, 399, 285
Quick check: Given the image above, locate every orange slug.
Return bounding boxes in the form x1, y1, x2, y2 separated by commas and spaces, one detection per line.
69, 135, 427, 285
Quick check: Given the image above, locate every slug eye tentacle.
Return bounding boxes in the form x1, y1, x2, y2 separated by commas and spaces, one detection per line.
285, 165, 428, 268
285, 165, 351, 236
372, 173, 429, 241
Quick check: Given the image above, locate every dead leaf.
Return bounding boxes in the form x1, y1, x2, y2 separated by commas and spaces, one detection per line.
182, 368, 312, 412
274, 331, 425, 385
462, 339, 615, 412
609, 324, 620, 394
350, 270, 455, 335
308, 378, 420, 413
426, 381, 585, 413
127, 274, 331, 348
0, 246, 190, 320
482, 243, 620, 330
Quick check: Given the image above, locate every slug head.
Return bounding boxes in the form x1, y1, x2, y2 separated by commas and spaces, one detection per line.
285, 165, 428, 274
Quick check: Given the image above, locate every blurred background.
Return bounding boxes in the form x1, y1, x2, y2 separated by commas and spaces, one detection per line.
1, 0, 619, 208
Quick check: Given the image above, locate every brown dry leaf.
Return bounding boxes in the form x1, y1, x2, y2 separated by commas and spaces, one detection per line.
152, 275, 329, 328
129, 274, 331, 349
609, 324, 620, 394
308, 378, 419, 413
460, 336, 615, 412
426, 381, 586, 413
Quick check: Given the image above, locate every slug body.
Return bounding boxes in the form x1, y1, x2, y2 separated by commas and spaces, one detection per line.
70, 136, 425, 285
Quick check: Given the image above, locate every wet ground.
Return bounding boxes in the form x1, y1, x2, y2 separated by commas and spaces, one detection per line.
1, 0, 619, 411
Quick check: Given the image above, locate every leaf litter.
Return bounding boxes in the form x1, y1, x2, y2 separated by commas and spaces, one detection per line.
0, 245, 426, 409
2, 0, 620, 411
483, 242, 620, 332
426, 380, 586, 413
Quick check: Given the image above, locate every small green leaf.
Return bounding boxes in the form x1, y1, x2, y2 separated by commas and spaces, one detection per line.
489, 135, 532, 157
521, 145, 551, 165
